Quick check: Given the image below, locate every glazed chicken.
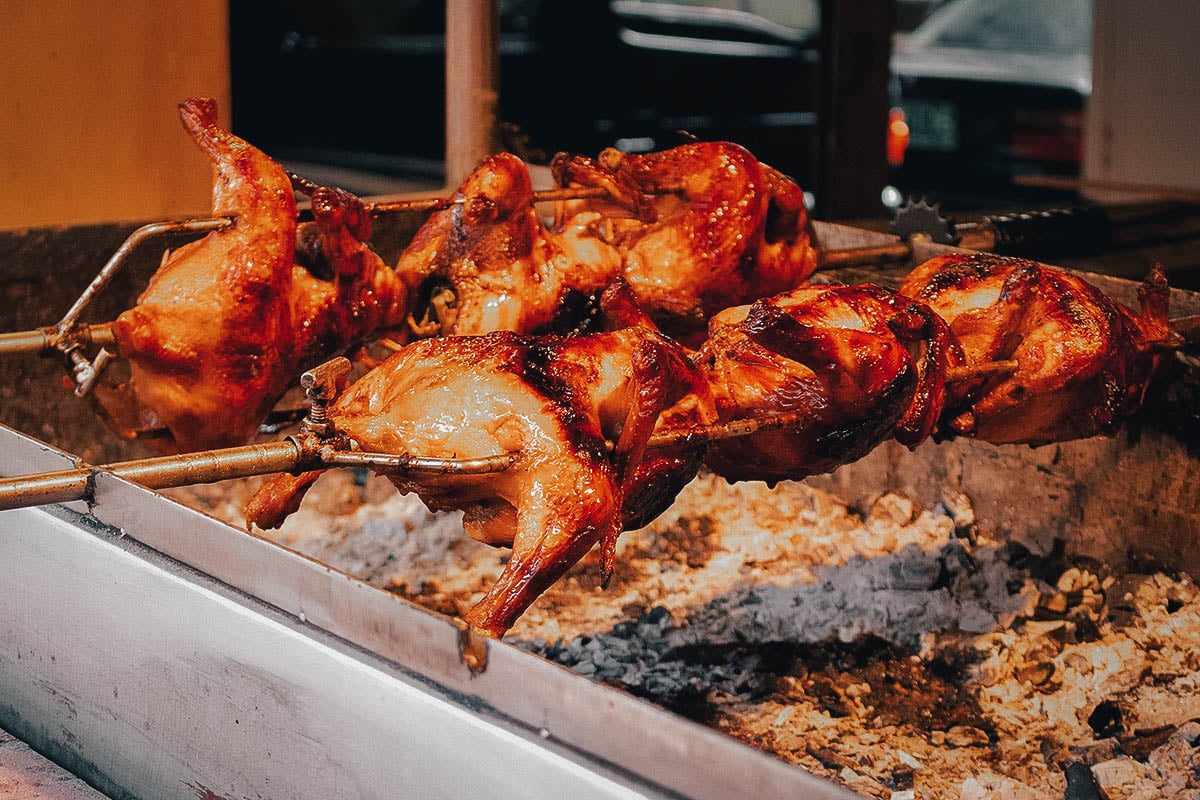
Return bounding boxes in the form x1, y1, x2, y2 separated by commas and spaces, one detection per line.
245, 282, 713, 638
99, 98, 410, 451
900, 253, 1172, 445
551, 141, 821, 342
395, 152, 622, 338
668, 283, 962, 485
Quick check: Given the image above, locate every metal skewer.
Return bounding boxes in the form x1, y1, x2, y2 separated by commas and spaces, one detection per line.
0, 358, 516, 512
0, 349, 1030, 512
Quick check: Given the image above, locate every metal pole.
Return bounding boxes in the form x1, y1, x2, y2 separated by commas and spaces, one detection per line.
0, 440, 302, 511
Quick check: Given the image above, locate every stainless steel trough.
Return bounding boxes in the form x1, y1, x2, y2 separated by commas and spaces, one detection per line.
0, 421, 859, 800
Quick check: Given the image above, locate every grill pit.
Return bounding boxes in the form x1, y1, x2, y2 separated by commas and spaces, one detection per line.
5, 219, 1200, 799
172, 461, 1200, 799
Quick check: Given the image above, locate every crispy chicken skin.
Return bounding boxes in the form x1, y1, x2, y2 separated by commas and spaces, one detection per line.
680, 283, 960, 485
105, 98, 409, 451
551, 142, 820, 341
289, 185, 411, 365
900, 253, 1172, 445
395, 152, 621, 337
245, 283, 711, 637
108, 97, 298, 450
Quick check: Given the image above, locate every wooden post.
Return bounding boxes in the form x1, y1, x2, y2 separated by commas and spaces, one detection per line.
444, 0, 500, 188
815, 0, 896, 220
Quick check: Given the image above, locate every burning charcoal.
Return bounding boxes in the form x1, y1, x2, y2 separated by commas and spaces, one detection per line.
1087, 700, 1125, 739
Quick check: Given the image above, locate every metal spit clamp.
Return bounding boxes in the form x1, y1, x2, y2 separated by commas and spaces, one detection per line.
299, 356, 352, 439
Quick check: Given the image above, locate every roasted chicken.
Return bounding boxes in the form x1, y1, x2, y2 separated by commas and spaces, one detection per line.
245, 283, 713, 638
99, 98, 410, 451
395, 152, 622, 338
670, 283, 962, 485
551, 141, 820, 342
900, 253, 1172, 445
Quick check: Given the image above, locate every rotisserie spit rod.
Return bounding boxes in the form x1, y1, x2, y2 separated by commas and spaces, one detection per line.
0, 357, 511, 511
0, 441, 518, 511
0, 352, 1023, 512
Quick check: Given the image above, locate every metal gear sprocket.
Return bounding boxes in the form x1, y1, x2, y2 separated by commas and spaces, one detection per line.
890, 197, 959, 245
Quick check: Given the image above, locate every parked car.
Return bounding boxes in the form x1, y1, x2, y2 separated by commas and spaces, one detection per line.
884, 0, 1094, 210
230, 0, 821, 191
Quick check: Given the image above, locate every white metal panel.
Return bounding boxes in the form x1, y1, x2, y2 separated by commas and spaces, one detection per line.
0, 421, 858, 800
1086, 0, 1200, 195
0, 506, 664, 800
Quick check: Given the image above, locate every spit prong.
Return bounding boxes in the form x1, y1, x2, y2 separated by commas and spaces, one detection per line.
299, 357, 352, 438
53, 217, 233, 337
39, 217, 234, 391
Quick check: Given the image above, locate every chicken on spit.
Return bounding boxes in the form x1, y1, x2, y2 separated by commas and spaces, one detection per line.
899, 253, 1172, 445
395, 152, 623, 338
394, 142, 820, 345
667, 283, 962, 485
551, 141, 821, 342
245, 282, 714, 638
96, 98, 411, 451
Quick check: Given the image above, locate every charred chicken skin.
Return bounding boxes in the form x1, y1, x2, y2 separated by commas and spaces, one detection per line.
674, 283, 962, 485
550, 141, 820, 341
104, 98, 409, 451
395, 152, 622, 338
245, 283, 712, 638
900, 253, 1172, 446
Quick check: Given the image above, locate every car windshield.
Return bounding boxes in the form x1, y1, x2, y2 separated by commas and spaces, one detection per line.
930, 0, 1092, 55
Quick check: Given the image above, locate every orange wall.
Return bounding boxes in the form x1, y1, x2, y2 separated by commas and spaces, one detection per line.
0, 1, 230, 229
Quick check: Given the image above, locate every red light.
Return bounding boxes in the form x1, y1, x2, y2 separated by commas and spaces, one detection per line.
887, 107, 910, 166
1010, 108, 1084, 163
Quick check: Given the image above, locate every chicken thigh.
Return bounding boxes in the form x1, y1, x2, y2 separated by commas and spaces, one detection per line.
245, 283, 710, 637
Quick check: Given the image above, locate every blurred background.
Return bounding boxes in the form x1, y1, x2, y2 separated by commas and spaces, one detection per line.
3, 0, 1200, 237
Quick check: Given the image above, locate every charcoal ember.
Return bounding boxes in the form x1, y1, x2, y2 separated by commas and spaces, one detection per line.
185, 449, 1200, 799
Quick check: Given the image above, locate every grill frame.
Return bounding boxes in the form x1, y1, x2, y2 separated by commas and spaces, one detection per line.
0, 219, 1197, 799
